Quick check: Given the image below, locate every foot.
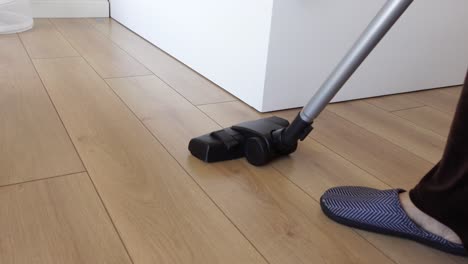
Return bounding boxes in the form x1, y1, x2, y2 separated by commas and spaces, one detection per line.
399, 192, 462, 244
320, 186, 466, 256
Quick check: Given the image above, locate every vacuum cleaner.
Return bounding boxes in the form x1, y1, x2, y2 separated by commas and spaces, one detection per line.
189, 0, 414, 166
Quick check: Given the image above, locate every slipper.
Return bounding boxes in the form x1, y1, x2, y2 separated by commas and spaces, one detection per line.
320, 186, 467, 256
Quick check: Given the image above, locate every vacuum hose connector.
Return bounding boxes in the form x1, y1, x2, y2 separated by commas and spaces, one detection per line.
272, 113, 313, 155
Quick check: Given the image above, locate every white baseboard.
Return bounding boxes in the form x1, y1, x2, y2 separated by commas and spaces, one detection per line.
32, 1, 109, 18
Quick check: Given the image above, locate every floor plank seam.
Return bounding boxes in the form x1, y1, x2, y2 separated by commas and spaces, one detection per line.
308, 139, 393, 188
354, 232, 400, 264
274, 168, 397, 264
17, 33, 87, 171
71, 18, 155, 81
405, 90, 458, 115
92, 18, 233, 96
280, 171, 397, 264
0, 171, 87, 189
389, 108, 451, 139
365, 92, 423, 112
84, 170, 137, 264
361, 101, 447, 142
88, 18, 238, 108
16, 31, 89, 172
30, 55, 88, 60
103, 74, 156, 80
106, 82, 273, 264
365, 100, 398, 112
319, 109, 437, 165
47, 18, 83, 61
270, 164, 398, 264
88, 24, 198, 106
22, 34, 137, 264
33, 73, 138, 264
195, 99, 240, 107
49, 19, 150, 81
22, 55, 82, 60
389, 105, 426, 113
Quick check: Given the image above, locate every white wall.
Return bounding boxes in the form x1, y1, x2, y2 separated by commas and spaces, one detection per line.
110, 0, 274, 109
263, 0, 468, 111
111, 0, 468, 112
32, 0, 109, 17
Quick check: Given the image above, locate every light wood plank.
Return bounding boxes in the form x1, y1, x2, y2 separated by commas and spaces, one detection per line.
198, 101, 266, 127
106, 75, 394, 264
198, 99, 465, 264
50, 19, 151, 78
327, 101, 445, 163
393, 106, 453, 138
88, 18, 235, 105
19, 19, 79, 59
406, 89, 459, 114
0, 173, 132, 264
0, 35, 84, 186
33, 57, 265, 264
439, 86, 463, 97
366, 93, 424, 112
309, 110, 432, 190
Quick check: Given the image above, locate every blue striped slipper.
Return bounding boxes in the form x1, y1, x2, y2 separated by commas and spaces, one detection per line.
320, 186, 466, 256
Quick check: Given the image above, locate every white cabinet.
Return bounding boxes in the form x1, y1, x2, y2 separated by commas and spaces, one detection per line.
111, 0, 468, 112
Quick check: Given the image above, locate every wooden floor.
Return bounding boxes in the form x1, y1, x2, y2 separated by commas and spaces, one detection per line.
1, 18, 466, 264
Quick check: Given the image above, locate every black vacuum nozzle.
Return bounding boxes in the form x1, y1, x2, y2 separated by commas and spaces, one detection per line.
188, 127, 245, 163
188, 115, 313, 166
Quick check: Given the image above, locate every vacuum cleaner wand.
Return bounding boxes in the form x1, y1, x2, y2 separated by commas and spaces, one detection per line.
189, 0, 414, 166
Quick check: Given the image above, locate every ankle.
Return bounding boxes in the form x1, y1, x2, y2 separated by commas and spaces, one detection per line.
399, 192, 462, 244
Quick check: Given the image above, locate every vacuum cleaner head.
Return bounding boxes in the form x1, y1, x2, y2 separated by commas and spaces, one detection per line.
189, 115, 314, 166
189, 116, 296, 166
